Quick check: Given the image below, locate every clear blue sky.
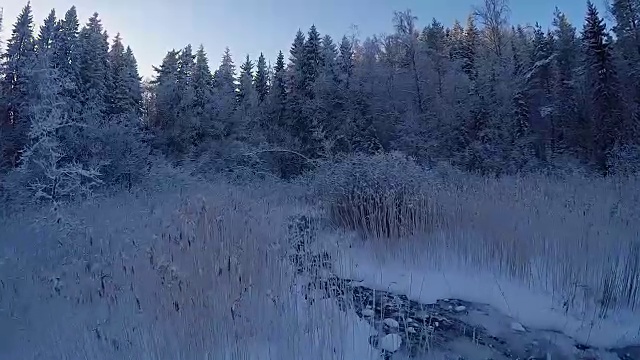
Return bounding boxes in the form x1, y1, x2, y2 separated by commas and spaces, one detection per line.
3, 0, 605, 78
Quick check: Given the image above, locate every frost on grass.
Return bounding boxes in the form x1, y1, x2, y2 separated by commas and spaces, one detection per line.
319, 156, 640, 349
0, 182, 356, 360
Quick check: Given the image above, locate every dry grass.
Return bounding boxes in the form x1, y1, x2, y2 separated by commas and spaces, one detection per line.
335, 170, 640, 315
0, 181, 349, 359
329, 187, 443, 239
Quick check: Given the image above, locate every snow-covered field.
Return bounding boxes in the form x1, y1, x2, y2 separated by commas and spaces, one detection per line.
1, 171, 639, 359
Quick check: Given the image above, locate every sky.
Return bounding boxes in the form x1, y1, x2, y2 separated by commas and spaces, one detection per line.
2, 0, 607, 78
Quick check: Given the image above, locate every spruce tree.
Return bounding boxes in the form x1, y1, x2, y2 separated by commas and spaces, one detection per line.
337, 36, 354, 89
462, 14, 479, 81
213, 47, 237, 137
268, 51, 287, 140
107, 33, 131, 118
611, 0, 640, 144
35, 10, 57, 57
551, 8, 579, 152
77, 13, 110, 126
235, 55, 260, 143
237, 55, 254, 103
582, 1, 623, 173
1, 3, 36, 168
303, 25, 322, 94
151, 50, 179, 133
54, 6, 82, 123
192, 45, 216, 141
254, 52, 269, 103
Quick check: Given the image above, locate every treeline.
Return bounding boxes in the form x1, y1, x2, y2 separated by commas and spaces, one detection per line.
1, 0, 639, 204
145, 0, 640, 176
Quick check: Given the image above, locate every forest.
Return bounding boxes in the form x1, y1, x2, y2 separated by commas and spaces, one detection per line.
1, 0, 639, 203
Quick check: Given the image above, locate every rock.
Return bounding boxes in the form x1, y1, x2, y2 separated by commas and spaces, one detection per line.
380, 333, 402, 353
383, 318, 400, 329
362, 308, 375, 317
511, 322, 526, 332
454, 305, 467, 312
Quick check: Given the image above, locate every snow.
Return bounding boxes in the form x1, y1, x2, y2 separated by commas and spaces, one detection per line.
454, 305, 467, 312
511, 322, 526, 332
379, 333, 402, 352
333, 244, 640, 348
383, 318, 399, 329
362, 308, 375, 317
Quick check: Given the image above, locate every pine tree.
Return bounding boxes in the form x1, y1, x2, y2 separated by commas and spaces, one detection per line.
107, 33, 133, 118
423, 18, 448, 96
338, 36, 354, 89
123, 46, 143, 117
551, 8, 579, 152
527, 22, 555, 160
288, 30, 306, 96
101, 36, 146, 186
268, 50, 287, 140
254, 52, 269, 103
77, 13, 110, 126
35, 9, 57, 57
286, 30, 307, 142
237, 55, 254, 103
611, 0, 640, 144
582, 1, 623, 173
53, 6, 82, 123
463, 14, 479, 81
303, 25, 322, 95
1, 3, 36, 168
192, 45, 216, 141
235, 55, 260, 143
151, 50, 179, 133
449, 20, 466, 61
213, 47, 237, 137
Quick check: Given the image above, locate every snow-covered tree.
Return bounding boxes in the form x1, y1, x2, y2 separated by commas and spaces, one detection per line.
237, 55, 254, 103
107, 33, 141, 118
213, 47, 237, 138
582, 1, 623, 173
77, 13, 110, 126
551, 8, 580, 153
19, 30, 101, 216
1, 3, 36, 169
53, 6, 82, 121
192, 45, 216, 141
254, 52, 269, 103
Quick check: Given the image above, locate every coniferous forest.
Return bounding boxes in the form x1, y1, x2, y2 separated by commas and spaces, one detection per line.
1, 1, 640, 359
2, 0, 640, 199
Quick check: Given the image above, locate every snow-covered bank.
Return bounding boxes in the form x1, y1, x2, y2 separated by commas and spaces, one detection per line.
331, 242, 640, 349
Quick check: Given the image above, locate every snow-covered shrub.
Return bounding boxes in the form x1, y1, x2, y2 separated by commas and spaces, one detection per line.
308, 152, 443, 239
607, 143, 640, 176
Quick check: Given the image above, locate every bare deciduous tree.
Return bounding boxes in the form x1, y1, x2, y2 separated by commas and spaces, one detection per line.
474, 0, 511, 58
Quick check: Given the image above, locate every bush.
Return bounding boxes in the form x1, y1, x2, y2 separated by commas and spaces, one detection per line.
307, 152, 442, 238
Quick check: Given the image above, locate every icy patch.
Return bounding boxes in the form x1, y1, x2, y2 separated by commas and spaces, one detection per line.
333, 246, 640, 348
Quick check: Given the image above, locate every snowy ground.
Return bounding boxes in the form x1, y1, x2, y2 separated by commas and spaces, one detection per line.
327, 232, 640, 351
2, 183, 639, 360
